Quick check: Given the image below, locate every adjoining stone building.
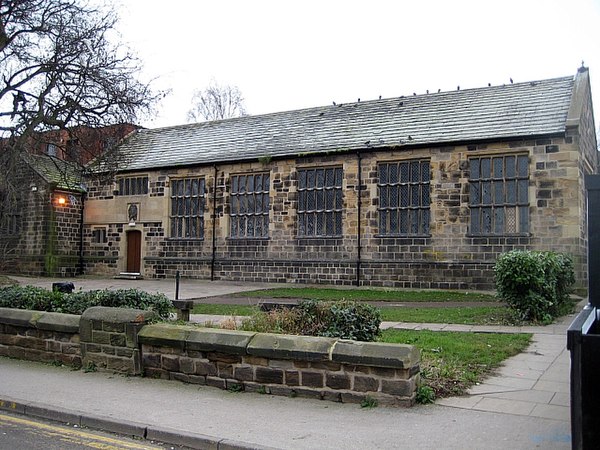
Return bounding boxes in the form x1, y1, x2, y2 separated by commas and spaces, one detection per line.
81, 68, 597, 290
0, 153, 85, 276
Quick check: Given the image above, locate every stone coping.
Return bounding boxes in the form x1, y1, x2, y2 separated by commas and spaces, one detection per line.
138, 323, 420, 369
80, 306, 157, 324
0, 307, 79, 333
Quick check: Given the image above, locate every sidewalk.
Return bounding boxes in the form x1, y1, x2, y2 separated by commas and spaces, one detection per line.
6, 275, 278, 301
191, 312, 575, 425
0, 275, 575, 448
0, 355, 571, 450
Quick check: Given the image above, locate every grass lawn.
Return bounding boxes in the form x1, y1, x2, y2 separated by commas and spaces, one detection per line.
380, 329, 532, 398
236, 287, 496, 303
380, 306, 515, 325
192, 303, 514, 325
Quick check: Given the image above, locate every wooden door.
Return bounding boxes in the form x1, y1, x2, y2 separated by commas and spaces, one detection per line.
126, 230, 141, 273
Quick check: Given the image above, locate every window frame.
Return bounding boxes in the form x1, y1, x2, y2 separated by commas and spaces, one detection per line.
169, 177, 206, 240
296, 166, 344, 238
91, 227, 108, 245
468, 154, 530, 236
377, 159, 431, 237
46, 143, 58, 157
1, 212, 21, 236
117, 176, 149, 196
229, 172, 270, 239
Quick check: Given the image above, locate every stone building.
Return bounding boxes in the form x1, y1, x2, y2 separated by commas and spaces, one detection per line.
0, 153, 85, 275
80, 68, 596, 289
0, 124, 137, 276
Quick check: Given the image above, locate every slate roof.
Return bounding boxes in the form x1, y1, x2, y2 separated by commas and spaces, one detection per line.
114, 75, 575, 172
23, 153, 85, 192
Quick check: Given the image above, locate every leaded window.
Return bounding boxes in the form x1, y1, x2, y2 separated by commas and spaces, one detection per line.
297, 167, 343, 237
230, 173, 270, 238
0, 213, 20, 236
117, 176, 148, 196
378, 160, 430, 236
170, 178, 205, 239
469, 155, 529, 235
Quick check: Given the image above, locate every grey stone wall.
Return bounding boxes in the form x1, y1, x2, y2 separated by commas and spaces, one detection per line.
84, 133, 595, 290
139, 323, 420, 407
0, 306, 420, 407
0, 157, 84, 276
79, 306, 156, 374
0, 308, 81, 366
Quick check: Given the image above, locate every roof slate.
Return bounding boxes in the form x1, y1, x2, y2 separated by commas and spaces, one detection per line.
24, 154, 84, 192
115, 75, 575, 172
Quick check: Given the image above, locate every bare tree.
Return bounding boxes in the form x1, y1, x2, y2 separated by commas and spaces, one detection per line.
0, 0, 162, 230
187, 82, 247, 122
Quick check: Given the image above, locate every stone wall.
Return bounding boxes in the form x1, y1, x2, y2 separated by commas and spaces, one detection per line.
80, 307, 156, 374
84, 134, 594, 290
0, 156, 84, 276
139, 324, 420, 407
0, 308, 81, 366
0, 307, 420, 407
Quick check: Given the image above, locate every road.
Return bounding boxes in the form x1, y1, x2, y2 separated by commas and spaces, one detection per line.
0, 412, 183, 450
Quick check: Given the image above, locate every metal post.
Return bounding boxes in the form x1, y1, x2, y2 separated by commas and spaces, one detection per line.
175, 270, 180, 300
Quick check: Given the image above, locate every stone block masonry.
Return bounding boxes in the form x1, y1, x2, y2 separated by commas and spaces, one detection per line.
79, 307, 157, 374
0, 307, 81, 367
0, 306, 420, 407
139, 324, 420, 407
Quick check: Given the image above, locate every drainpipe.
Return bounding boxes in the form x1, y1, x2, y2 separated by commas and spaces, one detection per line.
210, 165, 218, 281
78, 192, 86, 275
355, 151, 362, 286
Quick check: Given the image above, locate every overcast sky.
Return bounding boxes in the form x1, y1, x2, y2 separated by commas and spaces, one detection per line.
115, 0, 600, 130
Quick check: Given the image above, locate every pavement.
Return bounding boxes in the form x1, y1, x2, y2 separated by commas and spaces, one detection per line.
0, 275, 578, 449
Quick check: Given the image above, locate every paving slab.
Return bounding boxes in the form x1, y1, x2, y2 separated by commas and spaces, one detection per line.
495, 367, 544, 380
482, 376, 538, 390
550, 392, 570, 407
473, 397, 537, 416
533, 380, 570, 394
468, 383, 523, 395
483, 389, 555, 404
530, 404, 570, 421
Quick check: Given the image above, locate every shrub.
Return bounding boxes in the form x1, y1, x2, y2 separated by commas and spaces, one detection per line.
240, 299, 381, 342
0, 285, 63, 311
494, 250, 575, 322
416, 385, 436, 404
0, 286, 172, 319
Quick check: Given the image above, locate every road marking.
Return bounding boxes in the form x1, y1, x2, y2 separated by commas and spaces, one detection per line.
0, 413, 159, 449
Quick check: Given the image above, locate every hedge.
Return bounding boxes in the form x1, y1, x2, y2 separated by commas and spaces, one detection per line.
494, 250, 575, 322
0, 285, 172, 319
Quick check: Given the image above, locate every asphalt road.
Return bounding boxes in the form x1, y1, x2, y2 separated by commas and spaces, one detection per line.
0, 411, 184, 450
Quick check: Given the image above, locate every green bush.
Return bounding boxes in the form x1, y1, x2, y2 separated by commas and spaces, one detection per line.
0, 285, 63, 311
240, 299, 381, 342
0, 286, 172, 319
494, 250, 575, 322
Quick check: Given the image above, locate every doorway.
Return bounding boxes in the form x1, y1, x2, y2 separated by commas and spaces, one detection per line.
126, 230, 141, 273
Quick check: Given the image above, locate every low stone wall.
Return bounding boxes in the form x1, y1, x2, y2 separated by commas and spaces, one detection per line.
80, 307, 157, 374
0, 307, 81, 366
0, 307, 420, 406
139, 324, 420, 407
